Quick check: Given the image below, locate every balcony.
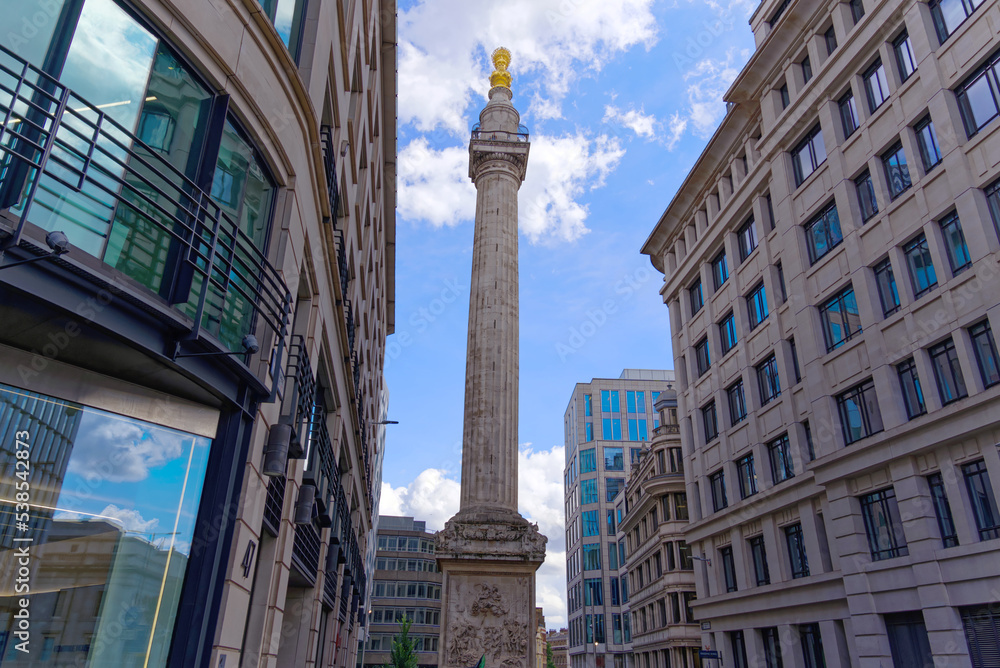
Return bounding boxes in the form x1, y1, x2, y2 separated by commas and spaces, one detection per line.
0, 44, 291, 395
470, 122, 529, 143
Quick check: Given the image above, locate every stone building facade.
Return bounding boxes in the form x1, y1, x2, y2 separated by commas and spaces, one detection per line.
563, 370, 675, 668
0, 0, 396, 666
642, 1, 1000, 667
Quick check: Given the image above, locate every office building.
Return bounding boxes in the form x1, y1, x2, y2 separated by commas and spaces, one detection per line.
563, 370, 675, 668
642, 1, 1000, 667
548, 628, 569, 668
0, 0, 396, 666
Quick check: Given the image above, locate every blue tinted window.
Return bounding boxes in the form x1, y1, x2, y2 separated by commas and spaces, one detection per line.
580, 448, 597, 473
585, 423, 593, 442
638, 420, 648, 441
581, 479, 599, 504
584, 394, 592, 416
612, 419, 622, 440
582, 511, 600, 536
626, 391, 637, 413
604, 447, 624, 470
628, 419, 639, 441
636, 391, 645, 413
610, 391, 620, 412
601, 390, 611, 412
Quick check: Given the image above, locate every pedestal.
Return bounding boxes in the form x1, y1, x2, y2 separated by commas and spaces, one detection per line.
436, 516, 546, 668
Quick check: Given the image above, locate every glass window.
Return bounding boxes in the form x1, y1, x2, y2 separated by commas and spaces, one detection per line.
757, 354, 781, 405
955, 49, 1000, 136
777, 260, 787, 303
819, 285, 862, 351
837, 378, 884, 444
702, 401, 718, 443
585, 422, 594, 442
601, 390, 611, 412
627, 390, 637, 413
785, 524, 810, 579
800, 623, 826, 668
939, 213, 971, 275
970, 320, 1000, 388
885, 613, 934, 668
927, 473, 959, 547
636, 390, 645, 413
721, 547, 738, 593
737, 454, 758, 499
897, 358, 926, 419
747, 282, 769, 330
825, 26, 838, 55
790, 337, 801, 383
580, 448, 597, 473
582, 510, 600, 537
929, 337, 968, 405
606, 478, 624, 502
675, 493, 689, 521
855, 170, 879, 222
584, 394, 592, 416
894, 31, 917, 82
779, 83, 790, 109
695, 338, 711, 376
710, 469, 728, 512
0, 381, 212, 666
791, 125, 827, 186
873, 258, 900, 316
915, 116, 942, 171
850, 0, 865, 23
766, 193, 776, 230
749, 536, 771, 586
690, 279, 704, 315
604, 447, 624, 471
882, 142, 912, 199
581, 479, 599, 505
728, 379, 747, 426
860, 487, 909, 560
712, 250, 729, 290
762, 627, 783, 668
256, 0, 308, 60
904, 234, 938, 298
583, 545, 602, 571
963, 460, 1000, 540
768, 434, 795, 483
839, 91, 860, 138
930, 0, 986, 44
805, 202, 843, 264
738, 216, 759, 261
801, 57, 813, 84
720, 312, 738, 354
864, 59, 890, 112
678, 541, 693, 570
606, 509, 616, 536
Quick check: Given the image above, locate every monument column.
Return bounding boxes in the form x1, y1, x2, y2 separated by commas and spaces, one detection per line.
437, 48, 547, 668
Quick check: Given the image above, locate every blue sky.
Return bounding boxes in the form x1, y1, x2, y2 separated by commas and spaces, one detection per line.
379, 0, 758, 626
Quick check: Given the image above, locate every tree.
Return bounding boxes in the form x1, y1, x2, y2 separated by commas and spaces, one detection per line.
385, 617, 418, 668
546, 642, 556, 668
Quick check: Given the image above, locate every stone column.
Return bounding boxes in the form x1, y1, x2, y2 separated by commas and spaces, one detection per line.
437, 48, 546, 668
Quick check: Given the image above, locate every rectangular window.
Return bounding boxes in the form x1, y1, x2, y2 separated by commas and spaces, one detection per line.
882, 142, 912, 199
604, 447, 624, 471
720, 311, 738, 354
915, 116, 942, 171
805, 420, 815, 461
864, 59, 890, 112
963, 460, 1000, 540
583, 544, 602, 571
850, 0, 865, 23
727, 379, 747, 426
602, 418, 623, 441
582, 510, 600, 537
702, 401, 718, 442
757, 354, 781, 405
737, 453, 758, 498
584, 394, 592, 416
927, 473, 959, 547
929, 337, 968, 405
940, 213, 971, 275
894, 31, 917, 82
766, 193, 776, 230
747, 282, 769, 329
678, 541, 693, 570
790, 337, 801, 383
956, 48, 1000, 136
768, 433, 795, 483
710, 469, 728, 512
801, 57, 813, 84
607, 510, 616, 536
805, 202, 843, 264
712, 250, 729, 290
695, 338, 711, 376
636, 390, 645, 413
855, 170, 879, 222
675, 493, 689, 521
960, 605, 1000, 668
800, 623, 826, 668
839, 91, 859, 138
580, 448, 597, 473
779, 83, 790, 109
738, 216, 759, 261
581, 479, 599, 505
931, 0, 985, 44
609, 544, 619, 570
897, 357, 926, 419
627, 390, 637, 413
721, 546, 738, 593
819, 285, 862, 351
690, 279, 704, 315
970, 320, 1000, 388
825, 26, 838, 55
904, 234, 937, 298
837, 378, 884, 444
584, 576, 603, 602
874, 258, 900, 316
749, 535, 771, 586
792, 125, 827, 186
785, 524, 810, 578
860, 487, 909, 560
777, 260, 787, 303
762, 627, 783, 668
585, 422, 593, 442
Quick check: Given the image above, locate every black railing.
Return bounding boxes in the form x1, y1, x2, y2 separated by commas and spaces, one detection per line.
346, 304, 356, 352
335, 230, 349, 295
263, 475, 286, 537
0, 44, 291, 373
320, 125, 339, 221
291, 520, 321, 586
470, 122, 529, 143
284, 335, 316, 458
323, 566, 338, 609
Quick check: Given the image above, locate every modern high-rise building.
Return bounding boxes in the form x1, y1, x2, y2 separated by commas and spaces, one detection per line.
615, 390, 701, 668
642, 1, 1000, 667
363, 516, 443, 668
0, 0, 396, 666
563, 370, 675, 668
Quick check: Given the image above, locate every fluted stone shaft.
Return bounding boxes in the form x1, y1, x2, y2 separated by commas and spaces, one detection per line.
458, 86, 528, 516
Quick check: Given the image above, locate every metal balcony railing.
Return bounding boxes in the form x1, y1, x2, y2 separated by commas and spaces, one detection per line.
0, 44, 291, 379
346, 304, 356, 352
284, 335, 316, 458
263, 475, 286, 537
470, 122, 529, 143
320, 125, 339, 221
335, 230, 349, 295
291, 520, 321, 586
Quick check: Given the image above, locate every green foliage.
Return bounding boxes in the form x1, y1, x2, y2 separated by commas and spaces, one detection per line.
546, 642, 556, 668
384, 617, 418, 668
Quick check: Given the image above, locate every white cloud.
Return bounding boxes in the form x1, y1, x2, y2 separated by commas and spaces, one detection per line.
398, 0, 658, 135
55, 504, 160, 534
68, 413, 195, 483
380, 444, 568, 627
603, 104, 657, 140
665, 112, 688, 150
398, 132, 624, 244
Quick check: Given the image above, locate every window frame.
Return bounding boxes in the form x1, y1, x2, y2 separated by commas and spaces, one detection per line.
836, 378, 884, 445
927, 472, 959, 547
801, 56, 813, 85
928, 337, 968, 405
720, 546, 738, 593
893, 30, 917, 82
737, 453, 758, 499
969, 320, 1000, 388
855, 169, 879, 222
859, 487, 909, 561
712, 249, 729, 291
930, 0, 985, 44
850, 0, 865, 24
818, 284, 862, 352
738, 216, 759, 261
710, 469, 728, 512
839, 91, 859, 138
749, 535, 771, 586
695, 337, 711, 377
903, 233, 938, 299
756, 354, 781, 405
767, 433, 794, 483
702, 400, 719, 443
939, 212, 971, 275
690, 278, 704, 315
784, 523, 810, 579
897, 357, 926, 419
873, 258, 900, 316
804, 201, 843, 265
791, 125, 827, 186
747, 282, 769, 330
963, 459, 1000, 540
720, 311, 738, 355
864, 58, 890, 113
915, 116, 942, 172
882, 141, 912, 200
824, 26, 838, 55
727, 379, 747, 426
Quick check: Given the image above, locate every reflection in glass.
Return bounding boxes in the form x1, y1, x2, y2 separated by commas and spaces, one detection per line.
0, 382, 211, 667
